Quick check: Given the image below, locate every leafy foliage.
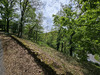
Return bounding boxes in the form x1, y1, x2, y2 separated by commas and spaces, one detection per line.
52, 0, 100, 60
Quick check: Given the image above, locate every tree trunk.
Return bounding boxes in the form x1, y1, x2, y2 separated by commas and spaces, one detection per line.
28, 30, 32, 40
36, 31, 37, 42
57, 28, 61, 51
69, 31, 75, 56
57, 41, 60, 51
61, 43, 63, 52
28, 25, 36, 39
70, 45, 73, 56
18, 22, 23, 38
20, 21, 23, 37
7, 18, 9, 33
18, 13, 23, 38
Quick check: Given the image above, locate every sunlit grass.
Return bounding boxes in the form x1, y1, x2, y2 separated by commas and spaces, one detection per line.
94, 54, 100, 62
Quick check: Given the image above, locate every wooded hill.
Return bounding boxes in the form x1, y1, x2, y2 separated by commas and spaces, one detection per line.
0, 0, 100, 74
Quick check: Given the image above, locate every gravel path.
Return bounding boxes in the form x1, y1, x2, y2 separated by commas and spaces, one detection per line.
0, 35, 47, 75
0, 39, 4, 75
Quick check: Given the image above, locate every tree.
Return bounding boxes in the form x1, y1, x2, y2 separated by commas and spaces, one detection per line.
18, 0, 42, 38
24, 7, 43, 42
73, 0, 100, 60
53, 5, 77, 56
52, 0, 100, 60
0, 0, 17, 33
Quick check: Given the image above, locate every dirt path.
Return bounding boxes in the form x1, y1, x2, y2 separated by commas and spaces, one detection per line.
0, 39, 5, 75
0, 34, 47, 75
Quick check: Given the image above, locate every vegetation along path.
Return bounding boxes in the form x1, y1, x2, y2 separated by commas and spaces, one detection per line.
0, 34, 48, 75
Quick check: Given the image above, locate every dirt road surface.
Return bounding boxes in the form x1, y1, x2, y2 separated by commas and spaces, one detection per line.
0, 34, 47, 75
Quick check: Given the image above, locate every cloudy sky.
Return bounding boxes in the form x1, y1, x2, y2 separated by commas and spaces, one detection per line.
41, 0, 70, 32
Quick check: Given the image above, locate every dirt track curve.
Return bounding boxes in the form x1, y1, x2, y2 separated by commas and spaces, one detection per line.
0, 34, 48, 75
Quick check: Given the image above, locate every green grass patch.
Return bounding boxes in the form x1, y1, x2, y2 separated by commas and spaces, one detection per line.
94, 54, 100, 62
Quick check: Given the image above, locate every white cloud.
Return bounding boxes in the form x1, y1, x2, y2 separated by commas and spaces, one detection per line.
41, 0, 69, 32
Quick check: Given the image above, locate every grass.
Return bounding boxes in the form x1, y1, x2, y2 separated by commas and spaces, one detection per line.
94, 54, 100, 62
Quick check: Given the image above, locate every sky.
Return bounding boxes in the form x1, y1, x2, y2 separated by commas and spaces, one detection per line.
41, 0, 70, 32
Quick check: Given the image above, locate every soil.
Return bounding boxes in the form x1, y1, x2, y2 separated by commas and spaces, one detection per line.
0, 34, 47, 75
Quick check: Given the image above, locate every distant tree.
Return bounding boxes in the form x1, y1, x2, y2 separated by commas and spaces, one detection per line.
24, 7, 43, 42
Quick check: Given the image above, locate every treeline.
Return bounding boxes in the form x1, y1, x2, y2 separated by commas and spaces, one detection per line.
41, 0, 100, 61
0, 0, 43, 42
0, 0, 100, 61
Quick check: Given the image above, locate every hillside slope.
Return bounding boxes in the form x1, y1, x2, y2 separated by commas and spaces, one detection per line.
11, 35, 100, 75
